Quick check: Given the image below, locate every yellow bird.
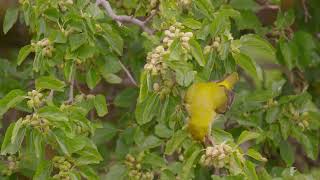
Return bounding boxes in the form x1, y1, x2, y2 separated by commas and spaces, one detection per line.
185, 72, 239, 141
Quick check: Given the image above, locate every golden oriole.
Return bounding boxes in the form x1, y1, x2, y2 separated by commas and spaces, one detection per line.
185, 72, 239, 141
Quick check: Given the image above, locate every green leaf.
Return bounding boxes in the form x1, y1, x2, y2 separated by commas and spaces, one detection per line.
1, 123, 26, 155
104, 164, 127, 180
135, 93, 160, 125
92, 123, 117, 145
138, 71, 149, 103
32, 130, 44, 159
52, 130, 88, 156
155, 123, 173, 138
33, 160, 52, 180
176, 70, 196, 87
94, 94, 108, 117
140, 135, 162, 150
0, 89, 25, 118
86, 67, 101, 89
265, 106, 280, 124
35, 76, 66, 91
182, 18, 202, 29
246, 148, 267, 162
237, 130, 260, 145
101, 73, 122, 84
114, 88, 138, 108
11, 118, 24, 143
279, 141, 295, 166
3, 7, 19, 34
189, 39, 205, 66
165, 130, 188, 155
232, 52, 258, 79
212, 128, 234, 144
69, 33, 87, 51
142, 153, 167, 168
239, 34, 276, 62
278, 39, 298, 70
210, 15, 230, 37
179, 148, 201, 180
17, 45, 33, 65
75, 145, 103, 165
160, 170, 176, 180
102, 25, 123, 56
243, 161, 259, 180
275, 10, 295, 30
38, 106, 68, 122
97, 55, 122, 74
78, 166, 99, 180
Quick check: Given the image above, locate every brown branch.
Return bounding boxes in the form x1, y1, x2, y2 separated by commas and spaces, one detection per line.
47, 90, 54, 101
301, 0, 311, 22
65, 73, 75, 104
95, 0, 155, 35
118, 60, 138, 87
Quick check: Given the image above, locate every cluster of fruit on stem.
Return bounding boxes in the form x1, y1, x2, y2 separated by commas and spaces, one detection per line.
27, 90, 44, 109
1, 155, 20, 176
52, 156, 74, 180
31, 39, 55, 58
125, 154, 154, 180
21, 113, 51, 133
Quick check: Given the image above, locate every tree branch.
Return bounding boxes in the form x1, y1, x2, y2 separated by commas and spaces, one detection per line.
301, 0, 311, 22
95, 0, 155, 35
118, 60, 138, 87
65, 73, 75, 104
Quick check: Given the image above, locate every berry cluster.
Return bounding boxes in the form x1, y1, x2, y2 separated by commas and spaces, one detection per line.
200, 144, 233, 169
287, 104, 310, 130
58, 0, 74, 12
144, 45, 167, 76
163, 23, 193, 51
178, 0, 191, 7
32, 38, 54, 58
22, 114, 50, 133
144, 23, 194, 97
204, 37, 221, 54
125, 154, 154, 180
52, 156, 74, 180
1, 155, 20, 176
74, 121, 90, 136
150, 0, 158, 9
27, 90, 44, 109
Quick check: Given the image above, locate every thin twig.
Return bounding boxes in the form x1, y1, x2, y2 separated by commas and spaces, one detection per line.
95, 0, 155, 35
144, 10, 157, 24
118, 60, 138, 87
65, 73, 75, 104
301, 0, 311, 22
47, 90, 54, 101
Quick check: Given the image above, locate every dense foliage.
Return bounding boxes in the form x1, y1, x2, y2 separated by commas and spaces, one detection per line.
1, 0, 320, 179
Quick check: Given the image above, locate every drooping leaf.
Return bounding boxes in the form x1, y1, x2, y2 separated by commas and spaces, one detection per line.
0, 89, 25, 118
35, 76, 66, 91
239, 34, 276, 62
189, 39, 205, 66
3, 7, 19, 34
279, 141, 295, 166
86, 67, 101, 89
135, 93, 160, 125
237, 130, 260, 145
232, 52, 258, 79
246, 148, 267, 162
17, 45, 33, 65
94, 94, 108, 117
165, 130, 188, 155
